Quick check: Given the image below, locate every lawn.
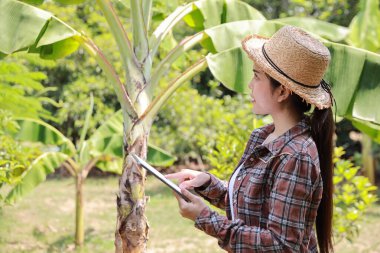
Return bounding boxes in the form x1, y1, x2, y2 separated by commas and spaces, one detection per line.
0, 176, 379, 252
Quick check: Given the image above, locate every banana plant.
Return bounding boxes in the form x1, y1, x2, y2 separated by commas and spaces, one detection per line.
6, 96, 175, 247
1, 0, 380, 252
344, 0, 380, 184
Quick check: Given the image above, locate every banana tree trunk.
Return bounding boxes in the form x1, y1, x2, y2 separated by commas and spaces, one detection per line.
115, 131, 149, 253
75, 174, 85, 247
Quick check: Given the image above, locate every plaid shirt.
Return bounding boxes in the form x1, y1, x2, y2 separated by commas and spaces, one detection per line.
194, 117, 322, 252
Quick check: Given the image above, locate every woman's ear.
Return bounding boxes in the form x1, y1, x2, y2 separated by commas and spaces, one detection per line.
276, 86, 291, 103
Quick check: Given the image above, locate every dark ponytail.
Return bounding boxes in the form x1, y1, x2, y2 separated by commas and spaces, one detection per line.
269, 76, 335, 253
311, 108, 335, 253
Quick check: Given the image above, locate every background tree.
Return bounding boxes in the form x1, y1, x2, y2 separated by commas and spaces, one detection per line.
2, 0, 380, 252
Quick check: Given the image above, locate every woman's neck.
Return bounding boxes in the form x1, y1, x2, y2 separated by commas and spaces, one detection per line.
270, 109, 303, 138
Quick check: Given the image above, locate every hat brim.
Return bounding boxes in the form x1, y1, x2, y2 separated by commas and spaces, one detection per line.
241, 34, 332, 109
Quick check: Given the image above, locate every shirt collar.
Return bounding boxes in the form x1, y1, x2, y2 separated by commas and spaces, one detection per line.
258, 116, 310, 155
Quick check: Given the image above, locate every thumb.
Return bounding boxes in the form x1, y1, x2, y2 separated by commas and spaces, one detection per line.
179, 180, 195, 189
180, 187, 199, 203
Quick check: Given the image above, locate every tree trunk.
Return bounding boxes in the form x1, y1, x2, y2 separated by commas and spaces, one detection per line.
115, 133, 149, 253
75, 174, 85, 247
362, 134, 375, 185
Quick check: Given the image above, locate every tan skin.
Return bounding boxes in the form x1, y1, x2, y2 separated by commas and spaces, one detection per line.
166, 66, 303, 221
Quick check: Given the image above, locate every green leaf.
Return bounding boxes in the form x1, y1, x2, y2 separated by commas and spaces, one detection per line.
88, 111, 124, 158
206, 46, 252, 94
88, 111, 176, 166
5, 152, 69, 204
53, 0, 86, 5
37, 35, 81, 60
202, 18, 347, 54
206, 35, 380, 124
96, 157, 122, 175
13, 118, 76, 156
147, 144, 176, 167
19, 0, 86, 5
18, 0, 44, 6
348, 0, 380, 52
202, 20, 282, 53
351, 118, 380, 144
95, 147, 175, 174
184, 0, 265, 30
223, 0, 266, 22
78, 93, 94, 155
0, 0, 81, 59
275, 17, 349, 42
324, 42, 380, 123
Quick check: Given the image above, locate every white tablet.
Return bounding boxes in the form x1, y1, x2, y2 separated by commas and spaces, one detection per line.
131, 153, 190, 202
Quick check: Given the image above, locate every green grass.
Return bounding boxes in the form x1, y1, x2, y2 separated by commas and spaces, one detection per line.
0, 177, 221, 253
0, 177, 379, 252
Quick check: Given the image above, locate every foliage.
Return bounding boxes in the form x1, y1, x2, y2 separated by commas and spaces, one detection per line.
0, 57, 53, 203
0, 111, 42, 202
347, 0, 380, 52
0, 59, 54, 120
245, 0, 360, 26
204, 115, 271, 179
333, 146, 378, 242
29, 3, 121, 142
2, 0, 380, 250
150, 85, 254, 164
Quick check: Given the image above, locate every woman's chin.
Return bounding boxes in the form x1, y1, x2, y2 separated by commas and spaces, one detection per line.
252, 109, 267, 115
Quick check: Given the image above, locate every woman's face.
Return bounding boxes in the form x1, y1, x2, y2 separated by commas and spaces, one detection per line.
248, 67, 278, 115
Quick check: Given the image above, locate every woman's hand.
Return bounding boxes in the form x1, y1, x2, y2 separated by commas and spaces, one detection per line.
165, 169, 211, 190
174, 187, 209, 221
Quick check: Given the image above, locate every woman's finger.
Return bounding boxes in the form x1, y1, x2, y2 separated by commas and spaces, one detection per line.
180, 187, 199, 203
173, 191, 188, 209
165, 171, 190, 180
179, 180, 194, 189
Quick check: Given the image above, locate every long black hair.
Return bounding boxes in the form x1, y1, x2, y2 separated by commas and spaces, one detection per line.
269, 76, 335, 253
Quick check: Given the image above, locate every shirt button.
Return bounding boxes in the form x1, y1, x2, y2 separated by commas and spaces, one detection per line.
237, 177, 242, 181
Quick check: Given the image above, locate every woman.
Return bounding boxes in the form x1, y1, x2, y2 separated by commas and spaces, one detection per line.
166, 25, 335, 253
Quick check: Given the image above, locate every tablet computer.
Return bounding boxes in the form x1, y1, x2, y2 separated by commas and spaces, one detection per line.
131, 153, 191, 202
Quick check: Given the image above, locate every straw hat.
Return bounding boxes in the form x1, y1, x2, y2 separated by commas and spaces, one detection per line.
241, 25, 333, 109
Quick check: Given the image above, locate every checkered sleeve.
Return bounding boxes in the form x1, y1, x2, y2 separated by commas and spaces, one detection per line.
194, 154, 321, 252
194, 173, 228, 210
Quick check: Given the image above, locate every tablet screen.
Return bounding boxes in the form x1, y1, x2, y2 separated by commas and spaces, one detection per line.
131, 153, 190, 202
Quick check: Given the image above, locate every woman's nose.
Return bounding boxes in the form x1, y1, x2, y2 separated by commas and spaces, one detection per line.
248, 80, 254, 89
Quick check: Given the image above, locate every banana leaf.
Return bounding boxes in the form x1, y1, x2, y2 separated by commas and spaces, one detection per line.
347, 0, 380, 52
14, 118, 76, 156
88, 111, 176, 166
276, 17, 349, 42
147, 144, 177, 167
351, 117, 380, 144
20, 0, 85, 5
183, 0, 265, 30
0, 0, 81, 59
205, 41, 380, 125
96, 157, 123, 175
5, 152, 69, 204
95, 144, 176, 174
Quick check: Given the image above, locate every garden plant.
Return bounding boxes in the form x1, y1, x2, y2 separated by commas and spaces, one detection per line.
1, 0, 380, 252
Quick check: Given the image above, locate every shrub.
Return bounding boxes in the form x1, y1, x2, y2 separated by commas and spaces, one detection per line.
333, 146, 378, 242
150, 84, 254, 164
202, 115, 271, 179
0, 110, 42, 202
